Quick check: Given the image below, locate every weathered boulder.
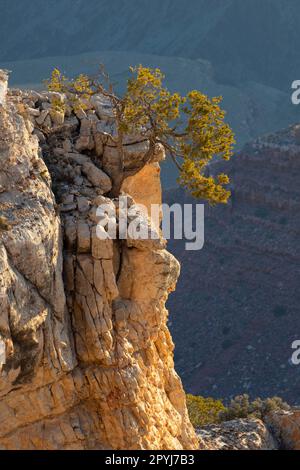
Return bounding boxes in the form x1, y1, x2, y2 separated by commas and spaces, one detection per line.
265, 410, 300, 450
81, 161, 112, 194
197, 419, 278, 450
121, 162, 163, 231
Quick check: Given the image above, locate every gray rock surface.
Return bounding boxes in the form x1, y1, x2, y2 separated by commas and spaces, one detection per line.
197, 418, 278, 450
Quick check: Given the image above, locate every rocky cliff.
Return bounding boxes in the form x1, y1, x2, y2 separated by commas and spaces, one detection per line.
0, 72, 198, 450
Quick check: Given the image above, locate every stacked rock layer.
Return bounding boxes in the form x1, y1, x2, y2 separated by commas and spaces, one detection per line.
0, 75, 198, 450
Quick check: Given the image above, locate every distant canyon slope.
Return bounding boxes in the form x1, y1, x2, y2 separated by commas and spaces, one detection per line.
166, 125, 300, 404
0, 0, 300, 92
1, 1, 300, 187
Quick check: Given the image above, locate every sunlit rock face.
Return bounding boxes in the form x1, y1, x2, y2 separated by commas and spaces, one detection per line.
197, 418, 278, 450
0, 70, 9, 106
0, 73, 198, 450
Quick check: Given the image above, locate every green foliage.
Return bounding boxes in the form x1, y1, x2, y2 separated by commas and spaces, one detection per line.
187, 393, 291, 429
219, 394, 291, 421
46, 68, 93, 112
122, 67, 184, 131
186, 394, 226, 427
46, 65, 235, 203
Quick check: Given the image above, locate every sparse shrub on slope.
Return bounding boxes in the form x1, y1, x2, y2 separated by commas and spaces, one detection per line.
219, 394, 291, 422
187, 393, 291, 428
186, 394, 226, 427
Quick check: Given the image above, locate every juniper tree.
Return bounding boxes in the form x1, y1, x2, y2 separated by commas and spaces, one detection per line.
47, 65, 235, 201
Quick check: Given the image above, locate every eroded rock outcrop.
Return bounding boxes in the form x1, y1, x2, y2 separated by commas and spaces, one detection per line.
197, 418, 278, 450
0, 73, 198, 450
265, 410, 300, 450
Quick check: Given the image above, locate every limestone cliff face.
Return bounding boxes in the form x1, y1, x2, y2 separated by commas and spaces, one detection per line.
0, 74, 198, 450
